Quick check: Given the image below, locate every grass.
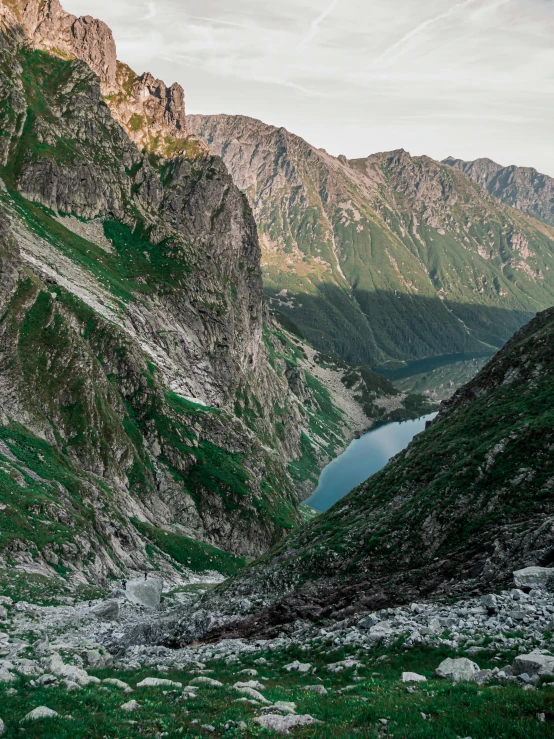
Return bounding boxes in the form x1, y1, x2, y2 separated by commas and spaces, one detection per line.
131, 519, 247, 576
0, 640, 553, 737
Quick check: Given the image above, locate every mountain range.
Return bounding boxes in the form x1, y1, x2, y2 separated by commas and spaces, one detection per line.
189, 115, 554, 391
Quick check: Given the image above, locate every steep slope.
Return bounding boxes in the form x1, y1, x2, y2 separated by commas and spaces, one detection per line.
189, 115, 554, 376
167, 305, 554, 641
444, 156, 554, 228
0, 0, 421, 584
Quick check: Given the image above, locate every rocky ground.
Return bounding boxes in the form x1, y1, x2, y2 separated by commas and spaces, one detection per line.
0, 567, 553, 736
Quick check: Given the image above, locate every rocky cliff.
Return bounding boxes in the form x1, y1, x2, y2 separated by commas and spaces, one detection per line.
0, 0, 420, 586
159, 304, 554, 643
189, 115, 554, 383
444, 156, 554, 228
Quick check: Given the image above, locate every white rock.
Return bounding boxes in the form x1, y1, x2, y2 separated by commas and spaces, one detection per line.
136, 678, 182, 688
103, 678, 131, 690
0, 718, 4, 736
254, 714, 320, 734
23, 707, 59, 721
358, 614, 379, 629
121, 700, 140, 712
401, 672, 427, 683
435, 658, 481, 682
189, 677, 223, 687
0, 607, 7, 620
513, 567, 554, 591
0, 668, 17, 684
125, 578, 163, 609
481, 594, 498, 611
233, 680, 265, 691
513, 654, 554, 677
283, 660, 311, 673
303, 684, 328, 694
45, 655, 95, 687
235, 687, 271, 704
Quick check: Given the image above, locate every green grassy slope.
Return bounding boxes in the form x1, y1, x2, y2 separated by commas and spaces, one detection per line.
214, 305, 554, 621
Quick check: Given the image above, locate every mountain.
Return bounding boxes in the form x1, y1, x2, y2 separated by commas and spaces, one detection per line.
159, 303, 554, 642
189, 114, 554, 382
0, 0, 426, 584
444, 156, 554, 228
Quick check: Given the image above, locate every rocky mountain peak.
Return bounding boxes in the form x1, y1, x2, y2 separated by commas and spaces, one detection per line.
13, 0, 117, 88
7, 0, 189, 154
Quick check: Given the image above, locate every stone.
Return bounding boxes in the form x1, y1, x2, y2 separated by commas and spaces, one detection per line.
36, 674, 57, 686
23, 706, 59, 721
254, 714, 320, 734
303, 684, 328, 694
401, 672, 427, 683
512, 654, 554, 677
481, 594, 498, 611
0, 718, 3, 736
513, 567, 554, 591
435, 658, 481, 682
0, 667, 16, 684
45, 654, 96, 687
0, 607, 7, 620
103, 678, 131, 690
136, 678, 182, 688
125, 579, 163, 609
121, 700, 140, 712
235, 687, 271, 704
91, 600, 119, 621
283, 660, 311, 673
358, 614, 380, 629
201, 726, 215, 733
84, 649, 112, 669
189, 677, 223, 687
233, 680, 265, 691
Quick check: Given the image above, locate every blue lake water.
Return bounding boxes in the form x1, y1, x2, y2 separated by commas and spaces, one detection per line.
304, 413, 437, 512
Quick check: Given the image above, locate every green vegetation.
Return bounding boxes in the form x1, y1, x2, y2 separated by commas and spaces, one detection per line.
131, 519, 247, 575
0, 639, 553, 737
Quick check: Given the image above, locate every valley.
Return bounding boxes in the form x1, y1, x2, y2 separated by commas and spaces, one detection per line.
0, 0, 553, 737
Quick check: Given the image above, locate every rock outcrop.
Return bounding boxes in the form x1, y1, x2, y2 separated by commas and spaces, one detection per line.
444, 156, 554, 227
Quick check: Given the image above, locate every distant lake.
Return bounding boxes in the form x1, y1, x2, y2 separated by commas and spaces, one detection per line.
304, 414, 437, 512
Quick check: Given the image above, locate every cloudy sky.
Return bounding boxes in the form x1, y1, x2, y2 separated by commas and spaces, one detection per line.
64, 0, 554, 175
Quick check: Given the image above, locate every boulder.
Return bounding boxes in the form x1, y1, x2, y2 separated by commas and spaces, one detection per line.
254, 714, 320, 734
125, 579, 163, 609
358, 614, 379, 629
513, 567, 554, 591
44, 654, 98, 687
103, 678, 131, 690
481, 594, 498, 611
235, 687, 271, 704
283, 660, 311, 673
513, 654, 554, 677
84, 649, 112, 670
233, 680, 265, 691
189, 677, 223, 687
435, 658, 481, 682
0, 666, 16, 684
23, 707, 59, 721
303, 684, 328, 694
0, 607, 7, 620
0, 718, 3, 736
401, 672, 427, 683
91, 600, 120, 621
120, 700, 140, 712
136, 677, 182, 688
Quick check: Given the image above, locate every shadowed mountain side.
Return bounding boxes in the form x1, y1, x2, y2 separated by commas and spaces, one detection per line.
267, 284, 536, 366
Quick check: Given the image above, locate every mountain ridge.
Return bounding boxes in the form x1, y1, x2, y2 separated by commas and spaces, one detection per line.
189, 114, 554, 387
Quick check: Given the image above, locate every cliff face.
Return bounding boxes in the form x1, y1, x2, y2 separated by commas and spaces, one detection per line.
0, 0, 406, 585
170, 305, 554, 642
189, 115, 554, 374
444, 156, 554, 228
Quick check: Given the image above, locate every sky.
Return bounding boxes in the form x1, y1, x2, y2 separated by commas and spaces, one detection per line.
63, 0, 554, 176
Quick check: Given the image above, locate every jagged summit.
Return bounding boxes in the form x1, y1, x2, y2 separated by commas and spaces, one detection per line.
4, 0, 190, 156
